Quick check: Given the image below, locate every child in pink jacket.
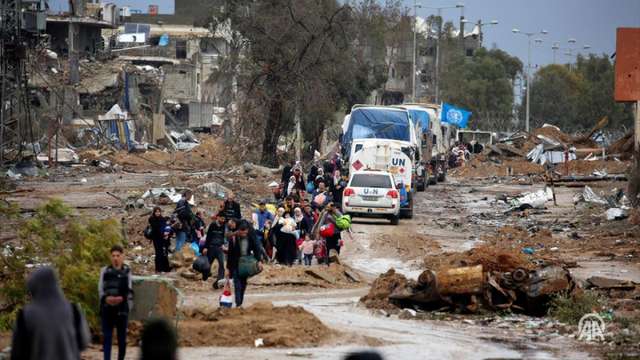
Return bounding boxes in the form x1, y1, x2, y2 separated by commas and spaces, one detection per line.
299, 234, 316, 266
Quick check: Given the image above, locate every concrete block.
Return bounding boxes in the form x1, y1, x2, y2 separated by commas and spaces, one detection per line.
129, 276, 179, 321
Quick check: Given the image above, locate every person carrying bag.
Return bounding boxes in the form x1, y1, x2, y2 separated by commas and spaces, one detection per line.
225, 220, 263, 307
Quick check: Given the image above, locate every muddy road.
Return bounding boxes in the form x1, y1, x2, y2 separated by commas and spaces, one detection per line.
80, 177, 639, 359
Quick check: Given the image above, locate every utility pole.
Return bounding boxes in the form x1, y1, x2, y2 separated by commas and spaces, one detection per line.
68, 0, 83, 85
430, 4, 464, 103
434, 9, 441, 104
513, 28, 547, 132
636, 101, 640, 168
412, 0, 418, 102
525, 35, 531, 133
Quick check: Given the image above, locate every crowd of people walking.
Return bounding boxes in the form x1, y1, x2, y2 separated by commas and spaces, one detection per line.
144, 156, 352, 306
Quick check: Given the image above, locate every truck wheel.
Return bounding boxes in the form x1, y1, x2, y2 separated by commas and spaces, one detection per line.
438, 170, 447, 182
401, 194, 414, 219
417, 179, 426, 192
390, 215, 399, 225
403, 209, 414, 219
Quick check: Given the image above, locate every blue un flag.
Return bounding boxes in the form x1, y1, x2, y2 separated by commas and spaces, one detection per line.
441, 103, 471, 128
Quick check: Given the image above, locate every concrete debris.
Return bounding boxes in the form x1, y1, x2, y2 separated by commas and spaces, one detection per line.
170, 130, 200, 151
573, 186, 607, 205
197, 182, 231, 199
243, 162, 282, 177
574, 186, 631, 219
141, 187, 183, 204
586, 276, 637, 290
36, 148, 80, 164
129, 276, 179, 321
45, 49, 58, 59
6, 169, 22, 180
12, 161, 39, 177
606, 208, 628, 221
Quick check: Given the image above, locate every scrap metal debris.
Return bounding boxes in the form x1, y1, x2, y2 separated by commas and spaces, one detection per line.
364, 264, 576, 316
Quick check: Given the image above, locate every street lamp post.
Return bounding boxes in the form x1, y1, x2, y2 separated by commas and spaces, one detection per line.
414, 3, 464, 103
513, 28, 548, 132
412, 0, 418, 102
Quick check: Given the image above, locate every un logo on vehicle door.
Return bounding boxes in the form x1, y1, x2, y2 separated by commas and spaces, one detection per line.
447, 109, 463, 123
577, 313, 605, 342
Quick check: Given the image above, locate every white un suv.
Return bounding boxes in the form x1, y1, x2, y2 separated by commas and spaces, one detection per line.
342, 170, 401, 225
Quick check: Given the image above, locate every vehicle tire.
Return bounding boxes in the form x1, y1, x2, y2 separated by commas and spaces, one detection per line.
390, 215, 399, 225
438, 169, 447, 182
400, 194, 414, 219
429, 176, 437, 185
417, 179, 426, 192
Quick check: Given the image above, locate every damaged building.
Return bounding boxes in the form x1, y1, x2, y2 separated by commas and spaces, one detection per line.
26, 0, 235, 151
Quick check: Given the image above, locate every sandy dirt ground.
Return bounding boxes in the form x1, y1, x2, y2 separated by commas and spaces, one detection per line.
3, 157, 638, 359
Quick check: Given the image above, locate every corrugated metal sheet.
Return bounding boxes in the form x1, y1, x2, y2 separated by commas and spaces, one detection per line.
188, 102, 215, 128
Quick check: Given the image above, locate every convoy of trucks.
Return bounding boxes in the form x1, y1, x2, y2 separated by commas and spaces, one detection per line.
340, 103, 458, 219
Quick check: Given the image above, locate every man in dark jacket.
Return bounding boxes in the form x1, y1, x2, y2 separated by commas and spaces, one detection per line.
99, 245, 133, 360
281, 162, 293, 184
175, 190, 194, 251
11, 267, 90, 360
225, 220, 262, 307
222, 193, 241, 221
203, 212, 227, 288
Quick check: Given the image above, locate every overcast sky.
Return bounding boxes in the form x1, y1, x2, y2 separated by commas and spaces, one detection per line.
406, 0, 640, 67
49, 0, 639, 67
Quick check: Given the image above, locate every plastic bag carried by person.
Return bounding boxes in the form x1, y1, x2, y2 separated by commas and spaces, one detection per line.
313, 193, 327, 207
238, 255, 261, 278
306, 181, 315, 193
319, 223, 336, 238
219, 280, 233, 308
192, 255, 210, 275
143, 225, 153, 240
190, 241, 201, 256
335, 215, 352, 230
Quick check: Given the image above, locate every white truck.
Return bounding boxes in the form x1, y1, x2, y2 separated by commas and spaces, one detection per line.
403, 103, 457, 184
341, 106, 419, 218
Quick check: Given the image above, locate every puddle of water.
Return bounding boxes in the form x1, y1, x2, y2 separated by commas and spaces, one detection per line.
571, 260, 640, 282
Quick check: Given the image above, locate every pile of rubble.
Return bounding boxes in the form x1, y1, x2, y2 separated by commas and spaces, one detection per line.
362, 263, 577, 316
453, 122, 632, 180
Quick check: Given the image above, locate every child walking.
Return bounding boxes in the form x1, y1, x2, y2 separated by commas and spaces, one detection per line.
299, 234, 316, 266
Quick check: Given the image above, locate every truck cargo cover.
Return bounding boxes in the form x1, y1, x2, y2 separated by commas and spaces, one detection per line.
342, 108, 411, 157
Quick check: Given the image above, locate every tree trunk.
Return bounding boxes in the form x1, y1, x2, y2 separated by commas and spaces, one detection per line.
260, 96, 284, 167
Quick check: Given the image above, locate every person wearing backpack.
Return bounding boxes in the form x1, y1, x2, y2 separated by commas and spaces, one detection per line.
222, 193, 242, 221
10, 266, 90, 360
175, 190, 194, 251
99, 245, 133, 360
148, 207, 170, 273
225, 220, 263, 307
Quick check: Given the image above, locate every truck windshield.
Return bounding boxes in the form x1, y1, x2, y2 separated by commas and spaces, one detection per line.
350, 174, 392, 188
